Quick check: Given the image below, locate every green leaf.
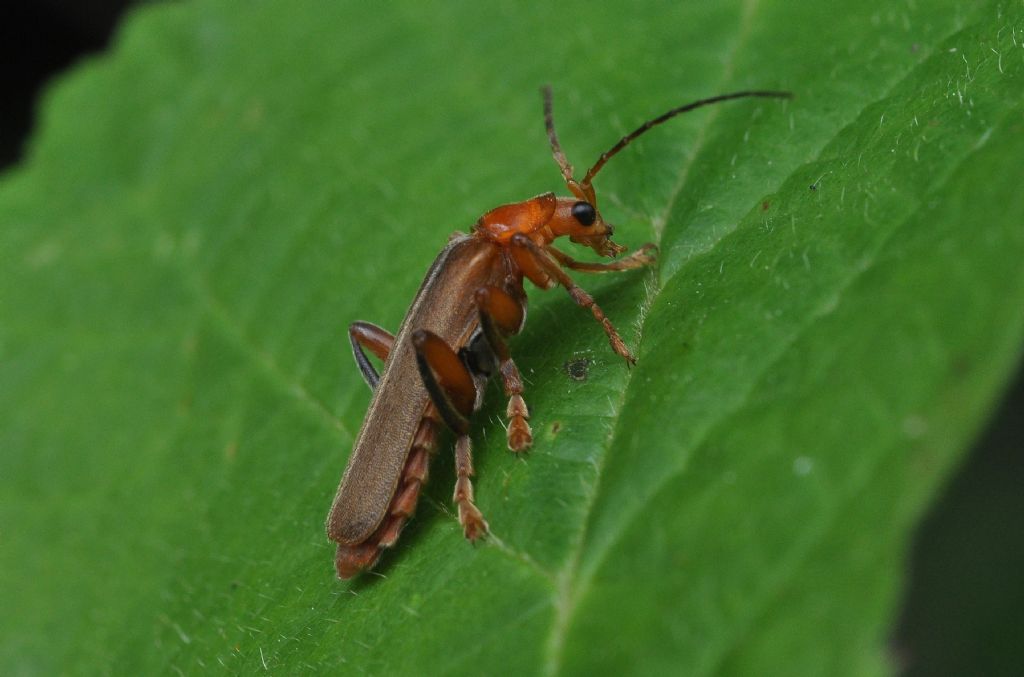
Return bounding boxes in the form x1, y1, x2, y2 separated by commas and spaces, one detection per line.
3, 1, 1023, 674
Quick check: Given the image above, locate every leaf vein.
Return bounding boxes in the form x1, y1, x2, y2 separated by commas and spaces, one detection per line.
187, 270, 352, 441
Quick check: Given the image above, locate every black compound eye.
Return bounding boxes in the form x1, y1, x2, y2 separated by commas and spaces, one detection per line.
571, 201, 596, 226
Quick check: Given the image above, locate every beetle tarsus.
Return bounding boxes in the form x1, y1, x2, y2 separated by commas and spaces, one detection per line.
453, 435, 489, 541
626, 242, 659, 268
497, 355, 532, 452
506, 393, 533, 452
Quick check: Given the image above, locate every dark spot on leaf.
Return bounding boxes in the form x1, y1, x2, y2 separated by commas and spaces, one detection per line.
952, 354, 972, 379
809, 183, 818, 191
551, 421, 561, 435
761, 200, 770, 211
564, 357, 591, 381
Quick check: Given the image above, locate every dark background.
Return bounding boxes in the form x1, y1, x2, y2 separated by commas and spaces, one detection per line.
3, 3, 1020, 675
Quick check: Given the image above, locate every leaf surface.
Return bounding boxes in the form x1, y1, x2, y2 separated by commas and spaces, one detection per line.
2, 2, 1023, 674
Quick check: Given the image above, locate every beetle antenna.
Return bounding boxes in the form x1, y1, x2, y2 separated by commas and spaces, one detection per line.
541, 85, 588, 201
580, 90, 792, 192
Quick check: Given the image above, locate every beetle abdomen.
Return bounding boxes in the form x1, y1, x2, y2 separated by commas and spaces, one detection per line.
334, 407, 441, 578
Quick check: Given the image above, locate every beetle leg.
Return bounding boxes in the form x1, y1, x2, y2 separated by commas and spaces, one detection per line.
546, 242, 657, 273
411, 330, 489, 541
512, 234, 638, 365
475, 285, 532, 452
454, 435, 488, 541
411, 329, 476, 435
349, 321, 395, 390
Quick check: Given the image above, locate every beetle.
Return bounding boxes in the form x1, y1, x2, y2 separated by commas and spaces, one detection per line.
326, 86, 790, 578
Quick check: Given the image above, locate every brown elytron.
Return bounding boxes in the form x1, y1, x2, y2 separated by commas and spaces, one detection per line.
326, 86, 791, 578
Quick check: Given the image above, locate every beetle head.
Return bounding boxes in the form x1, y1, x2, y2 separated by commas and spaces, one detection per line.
549, 196, 626, 257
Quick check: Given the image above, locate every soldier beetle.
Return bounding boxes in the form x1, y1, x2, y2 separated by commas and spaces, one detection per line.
326, 86, 790, 578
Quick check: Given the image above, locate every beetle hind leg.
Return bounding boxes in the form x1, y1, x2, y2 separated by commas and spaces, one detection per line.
412, 329, 489, 541
476, 285, 533, 452
454, 435, 487, 541
412, 330, 476, 434
349, 321, 395, 389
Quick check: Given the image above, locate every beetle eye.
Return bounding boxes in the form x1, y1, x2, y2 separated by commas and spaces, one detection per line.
571, 201, 596, 226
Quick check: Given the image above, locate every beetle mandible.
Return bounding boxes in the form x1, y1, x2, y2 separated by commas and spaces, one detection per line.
326, 86, 790, 578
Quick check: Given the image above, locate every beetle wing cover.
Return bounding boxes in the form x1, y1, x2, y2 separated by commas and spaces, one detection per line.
326, 235, 505, 545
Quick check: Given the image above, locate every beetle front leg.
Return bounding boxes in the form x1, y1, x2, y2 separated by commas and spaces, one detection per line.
512, 234, 639, 365
475, 285, 532, 452
411, 329, 489, 541
546, 243, 657, 273
349, 321, 395, 390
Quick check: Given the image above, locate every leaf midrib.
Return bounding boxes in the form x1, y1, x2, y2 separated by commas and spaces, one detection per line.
541, 9, 1002, 674
543, 0, 767, 671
